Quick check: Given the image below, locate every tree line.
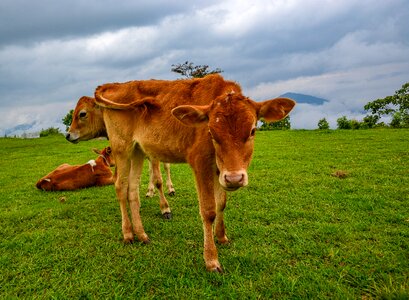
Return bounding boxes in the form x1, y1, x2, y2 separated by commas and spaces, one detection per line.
318, 82, 409, 130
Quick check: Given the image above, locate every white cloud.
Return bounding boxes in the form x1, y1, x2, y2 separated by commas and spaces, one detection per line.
0, 102, 73, 136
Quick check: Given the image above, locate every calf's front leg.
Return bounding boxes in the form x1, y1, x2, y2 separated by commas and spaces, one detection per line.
193, 164, 222, 272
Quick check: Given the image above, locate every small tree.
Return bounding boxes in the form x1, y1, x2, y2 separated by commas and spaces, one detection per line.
350, 119, 361, 130
390, 112, 403, 128
317, 118, 330, 130
362, 115, 379, 128
259, 116, 291, 130
62, 109, 73, 131
364, 82, 409, 127
337, 116, 352, 129
171, 61, 223, 78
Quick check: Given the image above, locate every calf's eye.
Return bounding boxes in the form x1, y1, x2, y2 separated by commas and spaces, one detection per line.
79, 111, 87, 118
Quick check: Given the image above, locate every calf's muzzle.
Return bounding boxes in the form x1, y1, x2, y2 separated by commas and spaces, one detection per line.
221, 170, 248, 191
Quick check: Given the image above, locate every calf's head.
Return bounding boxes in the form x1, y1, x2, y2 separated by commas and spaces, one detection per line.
172, 93, 295, 191
66, 96, 106, 143
93, 146, 115, 167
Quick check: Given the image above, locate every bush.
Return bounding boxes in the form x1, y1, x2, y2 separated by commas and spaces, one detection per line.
317, 118, 330, 130
259, 116, 291, 131
350, 119, 361, 130
337, 116, 352, 129
362, 115, 379, 128
40, 127, 61, 137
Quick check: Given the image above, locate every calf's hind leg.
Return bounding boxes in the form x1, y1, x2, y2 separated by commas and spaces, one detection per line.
150, 160, 172, 219
146, 160, 155, 197
128, 149, 150, 243
163, 163, 176, 196
113, 150, 134, 243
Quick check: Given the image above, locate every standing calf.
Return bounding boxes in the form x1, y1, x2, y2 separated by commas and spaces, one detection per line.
66, 74, 295, 272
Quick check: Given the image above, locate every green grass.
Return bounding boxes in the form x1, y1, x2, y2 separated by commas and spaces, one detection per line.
0, 130, 408, 299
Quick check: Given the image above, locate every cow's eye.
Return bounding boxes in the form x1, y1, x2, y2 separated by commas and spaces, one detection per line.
250, 127, 256, 137
79, 111, 87, 118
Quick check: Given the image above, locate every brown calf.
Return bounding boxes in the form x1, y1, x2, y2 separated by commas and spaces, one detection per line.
66, 74, 295, 272
36, 147, 115, 191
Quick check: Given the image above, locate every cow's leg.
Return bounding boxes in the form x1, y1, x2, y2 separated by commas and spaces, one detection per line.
146, 160, 155, 198
113, 151, 134, 243
151, 160, 172, 219
163, 163, 175, 196
214, 178, 229, 245
193, 163, 222, 272
128, 149, 150, 243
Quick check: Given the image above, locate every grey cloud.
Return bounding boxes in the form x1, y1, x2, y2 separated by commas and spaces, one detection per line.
0, 0, 215, 46
0, 0, 408, 134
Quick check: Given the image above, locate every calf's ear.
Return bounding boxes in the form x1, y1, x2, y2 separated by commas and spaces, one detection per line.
92, 148, 101, 155
256, 97, 296, 122
172, 105, 210, 127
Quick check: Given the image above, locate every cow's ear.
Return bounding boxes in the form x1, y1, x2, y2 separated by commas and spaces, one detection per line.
172, 105, 210, 126
255, 97, 296, 122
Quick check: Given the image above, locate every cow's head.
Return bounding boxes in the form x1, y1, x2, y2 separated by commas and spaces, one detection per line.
172, 93, 295, 191
66, 96, 106, 143
93, 146, 115, 167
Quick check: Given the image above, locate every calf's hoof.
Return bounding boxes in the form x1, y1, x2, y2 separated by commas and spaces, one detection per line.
207, 265, 223, 273
162, 212, 172, 220
168, 190, 175, 196
217, 236, 230, 245
206, 261, 223, 273
123, 237, 134, 244
146, 191, 155, 198
142, 239, 151, 245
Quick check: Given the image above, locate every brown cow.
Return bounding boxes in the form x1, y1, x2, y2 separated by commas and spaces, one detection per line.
36, 147, 115, 191
66, 74, 295, 272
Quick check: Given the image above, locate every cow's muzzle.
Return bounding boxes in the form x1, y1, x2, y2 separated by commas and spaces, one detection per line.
65, 133, 79, 144
220, 170, 248, 191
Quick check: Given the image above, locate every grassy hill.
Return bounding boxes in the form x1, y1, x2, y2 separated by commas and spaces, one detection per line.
0, 130, 408, 299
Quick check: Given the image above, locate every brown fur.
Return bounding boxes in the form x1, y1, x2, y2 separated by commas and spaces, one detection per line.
36, 147, 115, 191
67, 74, 296, 272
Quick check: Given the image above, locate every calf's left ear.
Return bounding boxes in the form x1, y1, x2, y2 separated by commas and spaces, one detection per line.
172, 105, 210, 127
255, 97, 296, 122
92, 148, 101, 155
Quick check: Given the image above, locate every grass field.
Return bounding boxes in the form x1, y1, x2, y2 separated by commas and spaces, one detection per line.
0, 129, 408, 299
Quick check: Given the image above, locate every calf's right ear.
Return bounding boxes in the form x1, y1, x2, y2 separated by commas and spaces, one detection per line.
172, 105, 210, 127
255, 97, 296, 122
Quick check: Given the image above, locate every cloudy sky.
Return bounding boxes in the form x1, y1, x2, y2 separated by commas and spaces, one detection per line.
1, 0, 408, 134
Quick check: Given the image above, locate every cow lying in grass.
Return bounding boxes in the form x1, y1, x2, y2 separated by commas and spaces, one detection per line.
36, 147, 115, 191
66, 74, 295, 272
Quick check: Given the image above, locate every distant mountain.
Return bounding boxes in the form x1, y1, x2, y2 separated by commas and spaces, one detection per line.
4, 122, 37, 136
280, 92, 328, 105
